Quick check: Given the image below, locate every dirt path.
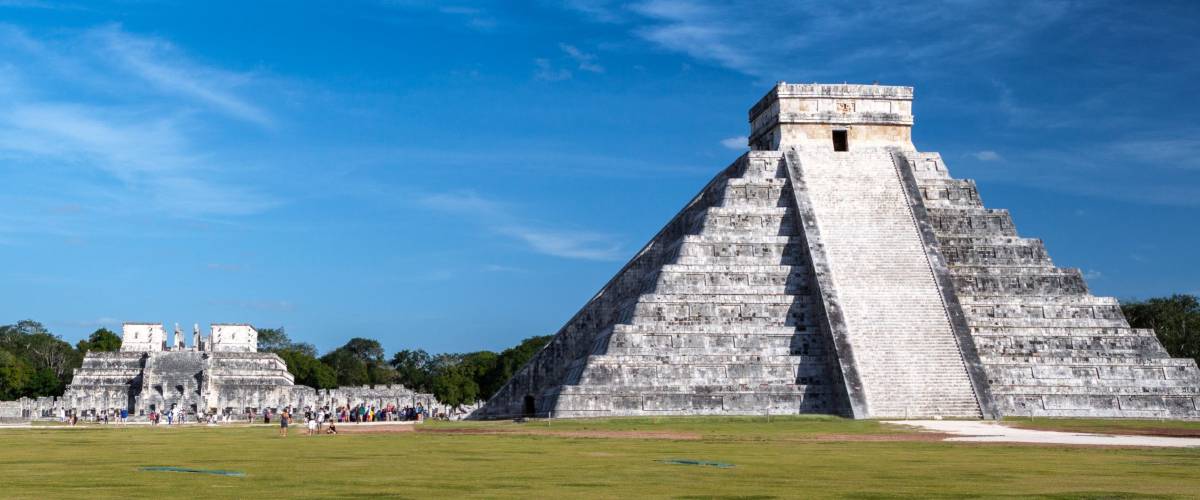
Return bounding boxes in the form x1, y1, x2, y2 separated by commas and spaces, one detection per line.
888, 420, 1200, 448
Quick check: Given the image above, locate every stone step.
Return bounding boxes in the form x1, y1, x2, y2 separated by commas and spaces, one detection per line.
962, 302, 1124, 322
718, 179, 790, 204
915, 178, 983, 208
611, 323, 806, 335
608, 333, 823, 353
968, 317, 1130, 329
584, 353, 827, 365
927, 207, 1017, 237
970, 326, 1156, 337
952, 269, 1088, 296
636, 293, 814, 304
676, 240, 806, 265
996, 394, 1199, 412
556, 383, 828, 395
681, 234, 794, 244
982, 356, 1199, 367
961, 295, 1121, 307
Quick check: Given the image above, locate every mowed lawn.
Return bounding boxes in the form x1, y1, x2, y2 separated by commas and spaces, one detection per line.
1004, 417, 1200, 438
1, 416, 1198, 499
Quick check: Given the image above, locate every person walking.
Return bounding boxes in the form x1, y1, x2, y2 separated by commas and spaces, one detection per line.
279, 410, 290, 437
120, 408, 128, 425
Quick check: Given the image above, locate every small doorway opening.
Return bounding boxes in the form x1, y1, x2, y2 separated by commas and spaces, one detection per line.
523, 395, 536, 417
832, 130, 849, 152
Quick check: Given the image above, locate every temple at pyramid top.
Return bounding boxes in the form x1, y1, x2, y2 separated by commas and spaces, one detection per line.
748, 82, 914, 151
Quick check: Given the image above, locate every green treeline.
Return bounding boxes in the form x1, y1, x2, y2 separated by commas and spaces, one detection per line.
258, 328, 551, 406
3, 293, 1197, 406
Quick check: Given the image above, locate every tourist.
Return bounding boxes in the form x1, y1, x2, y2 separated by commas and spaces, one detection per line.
307, 415, 317, 436
120, 408, 128, 425
166, 409, 174, 425
279, 409, 290, 437
326, 421, 337, 434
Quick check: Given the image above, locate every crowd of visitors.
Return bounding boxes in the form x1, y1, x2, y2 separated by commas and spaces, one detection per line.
269, 402, 435, 437
49, 400, 470, 429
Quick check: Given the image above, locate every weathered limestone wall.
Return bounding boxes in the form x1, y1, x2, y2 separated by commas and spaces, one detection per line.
784, 148, 985, 418
749, 83, 914, 151
477, 151, 847, 419
14, 349, 439, 421
902, 152, 1200, 418
209, 324, 258, 352
120, 323, 166, 352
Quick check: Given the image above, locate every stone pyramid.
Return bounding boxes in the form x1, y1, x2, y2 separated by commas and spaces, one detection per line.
477, 83, 1200, 420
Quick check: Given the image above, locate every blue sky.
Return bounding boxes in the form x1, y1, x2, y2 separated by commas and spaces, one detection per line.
1, 0, 1197, 354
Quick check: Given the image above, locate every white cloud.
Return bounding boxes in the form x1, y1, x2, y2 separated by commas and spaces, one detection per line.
87, 25, 272, 126
483, 264, 525, 272
418, 190, 624, 261
436, 5, 497, 30
564, 0, 1071, 80
533, 58, 572, 81
496, 225, 623, 260
559, 43, 605, 73
1084, 269, 1103, 280
720, 136, 747, 150
0, 25, 281, 217
972, 150, 1002, 161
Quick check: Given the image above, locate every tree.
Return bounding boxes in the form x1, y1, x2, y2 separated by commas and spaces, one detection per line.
0, 350, 32, 400
257, 327, 291, 352
479, 335, 551, 400
1123, 294, 1200, 365
342, 338, 385, 365
390, 349, 433, 392
431, 365, 479, 407
276, 348, 338, 389
256, 327, 318, 357
23, 368, 63, 397
0, 320, 81, 396
76, 328, 121, 353
320, 348, 370, 387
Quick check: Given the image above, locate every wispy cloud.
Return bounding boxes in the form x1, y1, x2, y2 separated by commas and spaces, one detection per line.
971, 134, 1200, 207
565, 1, 1071, 80
417, 191, 624, 261
483, 264, 525, 272
720, 136, 746, 150
87, 26, 272, 126
437, 5, 497, 30
0, 24, 281, 219
534, 57, 572, 81
559, 43, 604, 73
971, 150, 1002, 161
534, 43, 606, 81
495, 225, 623, 261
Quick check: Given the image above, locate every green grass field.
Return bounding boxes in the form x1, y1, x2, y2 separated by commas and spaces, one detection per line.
1, 416, 1198, 499
1004, 417, 1200, 438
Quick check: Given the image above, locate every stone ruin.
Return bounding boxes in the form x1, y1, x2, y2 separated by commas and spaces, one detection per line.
0, 322, 438, 421
476, 82, 1200, 420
